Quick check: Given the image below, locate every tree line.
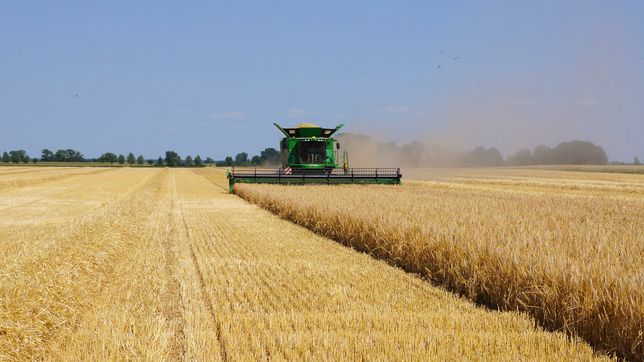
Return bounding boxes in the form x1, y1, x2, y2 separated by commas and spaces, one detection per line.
0, 147, 281, 167
4, 142, 637, 167
95, 151, 218, 167
41, 149, 84, 162
425, 140, 610, 167
0, 148, 219, 167
336, 133, 639, 167
1, 150, 31, 163
154, 151, 216, 167
220, 148, 281, 167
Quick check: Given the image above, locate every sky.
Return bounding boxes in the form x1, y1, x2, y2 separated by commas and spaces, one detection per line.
1, 1, 642, 161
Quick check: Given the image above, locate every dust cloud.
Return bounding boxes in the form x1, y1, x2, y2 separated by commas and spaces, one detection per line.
340, 30, 640, 167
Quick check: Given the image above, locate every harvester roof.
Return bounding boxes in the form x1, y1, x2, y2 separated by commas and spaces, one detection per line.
274, 123, 344, 138
296, 122, 320, 128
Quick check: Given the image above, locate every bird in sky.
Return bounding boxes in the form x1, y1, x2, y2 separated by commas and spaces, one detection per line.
437, 65, 442, 68
452, 56, 459, 60
74, 94, 79, 98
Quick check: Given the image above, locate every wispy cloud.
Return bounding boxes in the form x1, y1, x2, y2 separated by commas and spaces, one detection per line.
382, 105, 409, 114
286, 108, 317, 119
210, 111, 246, 120
576, 99, 596, 107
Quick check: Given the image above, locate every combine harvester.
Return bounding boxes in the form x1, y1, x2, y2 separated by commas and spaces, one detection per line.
227, 123, 402, 193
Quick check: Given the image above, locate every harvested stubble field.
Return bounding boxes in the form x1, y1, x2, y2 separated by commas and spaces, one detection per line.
0, 167, 606, 360
235, 167, 644, 361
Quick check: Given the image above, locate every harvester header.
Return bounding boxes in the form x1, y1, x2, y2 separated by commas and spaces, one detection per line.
227, 122, 401, 193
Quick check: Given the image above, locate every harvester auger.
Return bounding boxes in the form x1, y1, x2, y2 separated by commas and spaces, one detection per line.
226, 123, 402, 193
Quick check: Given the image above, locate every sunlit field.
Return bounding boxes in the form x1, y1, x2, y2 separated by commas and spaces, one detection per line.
0, 167, 608, 360
235, 167, 644, 360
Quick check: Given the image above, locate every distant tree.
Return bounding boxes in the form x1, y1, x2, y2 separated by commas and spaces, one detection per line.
1, 152, 9, 163
41, 149, 54, 162
66, 149, 83, 162
225, 156, 233, 166
147, 159, 154, 165
54, 149, 66, 162
165, 151, 181, 167
9, 150, 18, 163
634, 156, 641, 165
194, 155, 203, 166
156, 157, 164, 166
458, 147, 503, 167
234, 152, 248, 165
136, 155, 145, 165
550, 140, 608, 164
250, 155, 262, 165
118, 154, 125, 164
185, 155, 194, 167
506, 148, 533, 166
532, 145, 552, 165
486, 148, 504, 166
126, 153, 136, 165
48, 149, 84, 162
98, 152, 118, 164
32, 158, 38, 164
9, 150, 28, 164
205, 157, 215, 165
259, 148, 281, 165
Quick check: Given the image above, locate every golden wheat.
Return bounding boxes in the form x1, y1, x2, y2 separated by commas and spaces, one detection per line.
0, 167, 605, 360
520, 164, 644, 174
180, 169, 602, 360
0, 167, 111, 192
235, 168, 643, 360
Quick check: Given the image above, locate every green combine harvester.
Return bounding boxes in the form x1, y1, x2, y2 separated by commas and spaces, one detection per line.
227, 123, 402, 193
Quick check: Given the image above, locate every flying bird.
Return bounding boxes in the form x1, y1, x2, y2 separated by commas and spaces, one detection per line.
74, 94, 79, 98
437, 65, 442, 68
452, 56, 459, 60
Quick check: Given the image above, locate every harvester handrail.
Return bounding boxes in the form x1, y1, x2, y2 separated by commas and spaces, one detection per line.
230, 167, 401, 177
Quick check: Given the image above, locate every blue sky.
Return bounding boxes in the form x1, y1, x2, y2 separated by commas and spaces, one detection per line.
1, 1, 642, 161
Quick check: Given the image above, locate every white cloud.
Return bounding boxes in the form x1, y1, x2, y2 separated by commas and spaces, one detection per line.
382, 105, 409, 114
285, 108, 317, 119
210, 111, 246, 120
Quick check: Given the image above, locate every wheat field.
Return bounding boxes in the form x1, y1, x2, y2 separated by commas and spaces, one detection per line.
235, 167, 644, 361
0, 167, 606, 360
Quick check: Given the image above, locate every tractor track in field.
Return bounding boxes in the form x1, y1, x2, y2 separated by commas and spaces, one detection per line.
176, 180, 229, 361
193, 168, 229, 192
160, 173, 187, 361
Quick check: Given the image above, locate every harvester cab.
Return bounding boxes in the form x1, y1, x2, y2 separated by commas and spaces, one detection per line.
227, 123, 401, 193
274, 122, 343, 171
